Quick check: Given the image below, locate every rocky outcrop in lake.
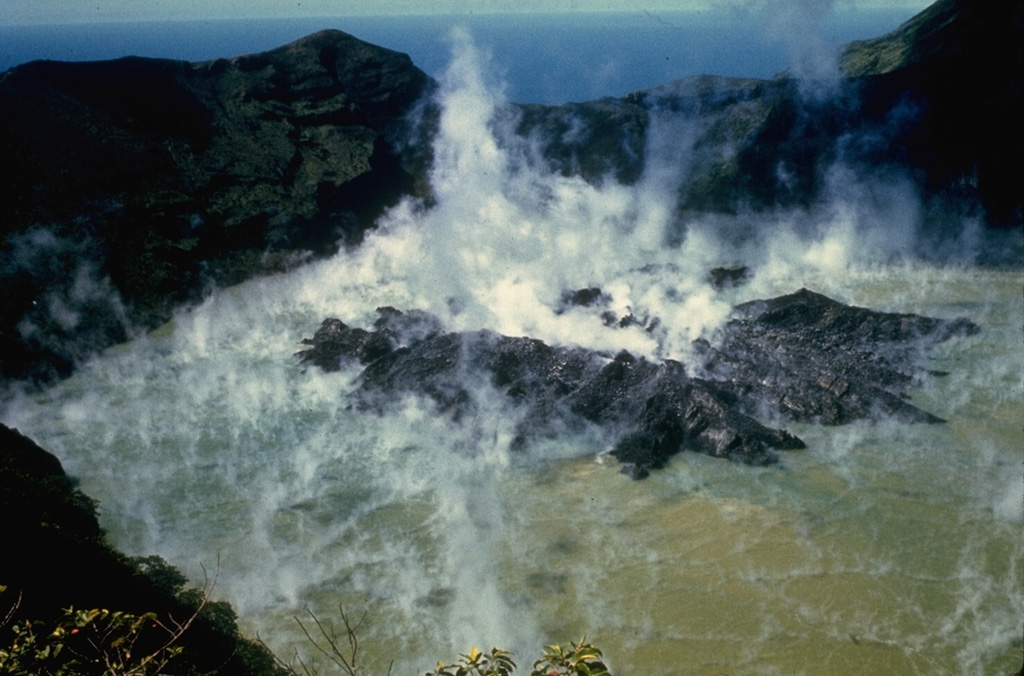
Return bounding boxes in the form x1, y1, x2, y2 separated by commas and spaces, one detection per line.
298, 289, 977, 478
697, 288, 978, 425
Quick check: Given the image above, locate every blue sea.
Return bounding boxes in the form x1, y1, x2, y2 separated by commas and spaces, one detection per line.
1, 9, 918, 103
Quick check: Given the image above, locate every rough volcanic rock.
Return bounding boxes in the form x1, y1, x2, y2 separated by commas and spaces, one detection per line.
297, 292, 975, 477
0, 30, 432, 385
300, 310, 804, 476
697, 288, 979, 425
708, 266, 752, 290
515, 98, 648, 185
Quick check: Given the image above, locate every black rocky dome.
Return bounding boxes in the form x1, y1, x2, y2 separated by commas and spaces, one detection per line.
298, 289, 977, 479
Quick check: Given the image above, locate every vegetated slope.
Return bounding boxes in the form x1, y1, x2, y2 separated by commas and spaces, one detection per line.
0, 30, 431, 384
0, 423, 285, 675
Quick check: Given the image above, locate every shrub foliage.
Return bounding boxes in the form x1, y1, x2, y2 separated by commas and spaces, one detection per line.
2, 587, 613, 676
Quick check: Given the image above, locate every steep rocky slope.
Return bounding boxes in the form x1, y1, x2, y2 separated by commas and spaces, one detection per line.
0, 423, 284, 675
518, 0, 1021, 228
0, 29, 431, 384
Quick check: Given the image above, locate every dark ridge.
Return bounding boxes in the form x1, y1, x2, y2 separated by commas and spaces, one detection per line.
0, 29, 433, 387
2, 1, 1016, 389
0, 423, 284, 675
517, 0, 1022, 229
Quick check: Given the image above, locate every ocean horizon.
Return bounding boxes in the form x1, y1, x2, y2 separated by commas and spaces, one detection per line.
1, 9, 919, 104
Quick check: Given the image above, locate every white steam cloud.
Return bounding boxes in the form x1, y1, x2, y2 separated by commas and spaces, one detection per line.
0, 23, 1020, 676
346, 26, 740, 361
762, 0, 842, 81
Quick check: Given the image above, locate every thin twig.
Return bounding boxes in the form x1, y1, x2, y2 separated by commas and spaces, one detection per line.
0, 587, 22, 629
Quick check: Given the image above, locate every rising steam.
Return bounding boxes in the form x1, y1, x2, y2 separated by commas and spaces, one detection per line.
0, 21, 1020, 676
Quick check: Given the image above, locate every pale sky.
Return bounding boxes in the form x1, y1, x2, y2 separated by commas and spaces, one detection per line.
2, 0, 935, 26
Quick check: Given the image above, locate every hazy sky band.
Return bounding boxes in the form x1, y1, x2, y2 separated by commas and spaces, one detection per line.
2, 0, 935, 26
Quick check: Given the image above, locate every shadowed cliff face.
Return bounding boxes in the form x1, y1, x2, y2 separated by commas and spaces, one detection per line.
517, 0, 1022, 231
0, 424, 285, 675
0, 30, 432, 384
837, 0, 1023, 229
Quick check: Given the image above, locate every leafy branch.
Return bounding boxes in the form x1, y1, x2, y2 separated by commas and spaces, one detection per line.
528, 638, 610, 676
427, 646, 516, 676
426, 638, 611, 676
0, 567, 216, 676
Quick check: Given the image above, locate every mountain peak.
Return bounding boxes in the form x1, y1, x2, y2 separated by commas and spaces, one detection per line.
840, 0, 1021, 76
